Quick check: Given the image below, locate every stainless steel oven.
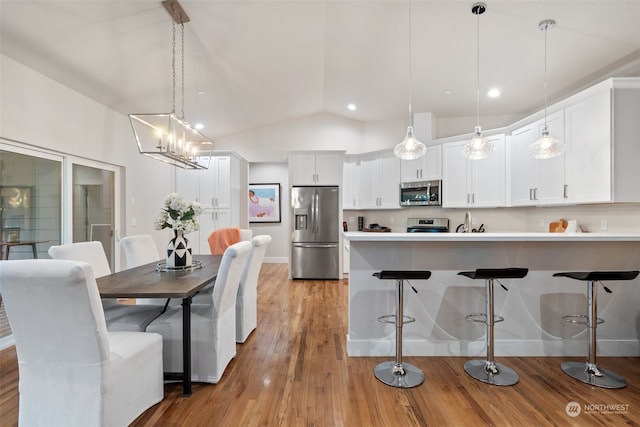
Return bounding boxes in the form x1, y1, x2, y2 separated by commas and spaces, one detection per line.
406, 217, 449, 233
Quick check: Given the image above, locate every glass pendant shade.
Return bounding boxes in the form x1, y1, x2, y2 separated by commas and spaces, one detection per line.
528, 19, 565, 160
463, 126, 494, 160
528, 125, 565, 159
394, 125, 427, 160
129, 112, 213, 169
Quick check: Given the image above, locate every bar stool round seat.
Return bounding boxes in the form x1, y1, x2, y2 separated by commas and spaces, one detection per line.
458, 268, 528, 386
553, 270, 639, 389
372, 270, 431, 388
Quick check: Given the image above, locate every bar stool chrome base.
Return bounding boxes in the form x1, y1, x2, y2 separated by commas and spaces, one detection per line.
561, 361, 627, 389
374, 361, 425, 388
464, 360, 519, 386
372, 270, 431, 389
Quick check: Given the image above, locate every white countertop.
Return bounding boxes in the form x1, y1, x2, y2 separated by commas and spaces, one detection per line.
343, 231, 640, 242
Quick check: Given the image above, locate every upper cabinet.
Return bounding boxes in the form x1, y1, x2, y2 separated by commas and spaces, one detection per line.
175, 152, 249, 254
342, 156, 359, 209
442, 134, 506, 208
508, 79, 640, 206
510, 111, 566, 206
358, 150, 401, 209
289, 151, 344, 185
400, 145, 442, 182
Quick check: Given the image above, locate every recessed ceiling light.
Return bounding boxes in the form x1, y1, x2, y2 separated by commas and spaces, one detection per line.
487, 88, 501, 98
197, 90, 205, 95
194, 123, 204, 130
347, 103, 356, 111
444, 89, 453, 95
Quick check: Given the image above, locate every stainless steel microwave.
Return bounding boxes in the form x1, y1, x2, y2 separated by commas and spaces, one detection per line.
399, 180, 442, 206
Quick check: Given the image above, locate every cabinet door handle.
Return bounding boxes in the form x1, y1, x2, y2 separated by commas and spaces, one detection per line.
564, 184, 568, 199
472, 193, 475, 204
534, 188, 538, 200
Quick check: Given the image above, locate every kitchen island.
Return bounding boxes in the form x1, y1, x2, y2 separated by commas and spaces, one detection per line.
343, 232, 640, 357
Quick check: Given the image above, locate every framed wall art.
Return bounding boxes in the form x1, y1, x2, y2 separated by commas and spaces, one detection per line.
248, 183, 281, 223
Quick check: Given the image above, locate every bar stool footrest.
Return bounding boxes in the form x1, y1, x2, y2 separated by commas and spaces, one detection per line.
562, 314, 604, 325
377, 314, 415, 325
465, 313, 504, 324
561, 361, 626, 389
374, 361, 424, 388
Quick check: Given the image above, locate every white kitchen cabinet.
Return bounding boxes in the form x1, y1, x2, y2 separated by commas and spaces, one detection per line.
400, 145, 442, 182
442, 134, 505, 208
510, 111, 565, 206
289, 151, 344, 185
199, 156, 231, 208
564, 89, 612, 204
175, 152, 248, 254
357, 150, 400, 209
342, 156, 359, 209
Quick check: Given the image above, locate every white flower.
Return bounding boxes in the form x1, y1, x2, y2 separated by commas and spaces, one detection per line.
154, 193, 201, 234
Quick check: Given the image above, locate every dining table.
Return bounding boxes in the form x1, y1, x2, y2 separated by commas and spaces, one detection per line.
96, 254, 222, 396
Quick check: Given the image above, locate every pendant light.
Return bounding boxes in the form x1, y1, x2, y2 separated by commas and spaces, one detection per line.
129, 0, 213, 170
394, 0, 426, 160
528, 19, 566, 159
463, 2, 494, 160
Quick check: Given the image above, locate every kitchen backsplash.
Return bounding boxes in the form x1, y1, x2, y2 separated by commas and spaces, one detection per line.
345, 203, 640, 233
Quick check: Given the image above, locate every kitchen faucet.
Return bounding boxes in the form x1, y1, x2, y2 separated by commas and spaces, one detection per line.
464, 211, 471, 232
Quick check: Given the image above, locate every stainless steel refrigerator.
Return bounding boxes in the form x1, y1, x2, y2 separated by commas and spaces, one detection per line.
291, 186, 340, 279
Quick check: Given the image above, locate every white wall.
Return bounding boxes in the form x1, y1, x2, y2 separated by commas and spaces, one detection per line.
248, 162, 289, 263
1, 54, 177, 259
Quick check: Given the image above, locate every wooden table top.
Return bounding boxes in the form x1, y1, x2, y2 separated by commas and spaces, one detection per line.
96, 254, 222, 299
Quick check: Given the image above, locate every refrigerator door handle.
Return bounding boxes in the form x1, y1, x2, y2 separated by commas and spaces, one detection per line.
313, 192, 319, 234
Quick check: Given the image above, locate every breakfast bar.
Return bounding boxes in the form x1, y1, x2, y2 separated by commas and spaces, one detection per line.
344, 232, 640, 357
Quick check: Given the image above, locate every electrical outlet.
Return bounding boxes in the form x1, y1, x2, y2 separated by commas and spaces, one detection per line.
348, 216, 355, 223
390, 217, 395, 224
131, 218, 137, 227
131, 197, 136, 207
539, 218, 546, 228
600, 219, 608, 231
471, 217, 478, 226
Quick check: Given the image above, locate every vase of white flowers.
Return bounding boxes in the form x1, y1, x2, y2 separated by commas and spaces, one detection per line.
154, 193, 203, 268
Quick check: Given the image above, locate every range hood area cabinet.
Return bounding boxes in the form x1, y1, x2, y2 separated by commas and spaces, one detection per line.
442, 134, 506, 208
509, 81, 640, 206
399, 145, 442, 182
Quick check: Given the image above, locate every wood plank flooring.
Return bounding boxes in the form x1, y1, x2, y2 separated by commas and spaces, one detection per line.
1, 263, 639, 426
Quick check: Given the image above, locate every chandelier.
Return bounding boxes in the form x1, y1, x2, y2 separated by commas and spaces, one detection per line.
129, 0, 213, 170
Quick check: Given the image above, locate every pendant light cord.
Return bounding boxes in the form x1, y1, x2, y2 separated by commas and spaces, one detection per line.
171, 16, 176, 115
181, 21, 185, 120
543, 26, 548, 127
475, 7, 481, 128
408, 0, 413, 127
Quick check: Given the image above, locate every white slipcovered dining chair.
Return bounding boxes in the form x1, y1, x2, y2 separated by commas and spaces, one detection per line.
146, 240, 252, 383
236, 234, 271, 343
119, 234, 173, 307
0, 259, 164, 427
193, 228, 252, 304
48, 241, 163, 331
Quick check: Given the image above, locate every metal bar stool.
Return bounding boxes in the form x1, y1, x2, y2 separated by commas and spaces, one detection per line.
372, 270, 431, 388
553, 270, 639, 389
458, 267, 528, 386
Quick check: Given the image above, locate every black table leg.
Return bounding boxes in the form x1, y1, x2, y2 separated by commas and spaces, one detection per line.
182, 295, 192, 396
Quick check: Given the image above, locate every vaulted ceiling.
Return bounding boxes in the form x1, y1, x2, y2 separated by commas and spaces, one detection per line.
2, 1, 640, 140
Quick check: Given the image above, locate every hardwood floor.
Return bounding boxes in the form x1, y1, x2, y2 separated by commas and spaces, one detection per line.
1, 263, 639, 426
